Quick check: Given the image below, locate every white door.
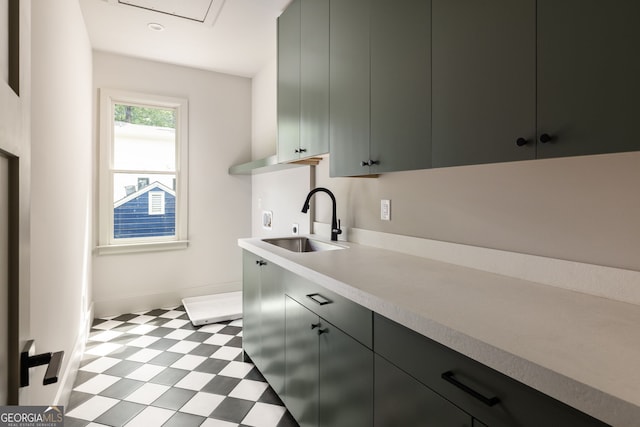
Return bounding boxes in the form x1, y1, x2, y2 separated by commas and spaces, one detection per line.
0, 153, 8, 405
1, 0, 29, 405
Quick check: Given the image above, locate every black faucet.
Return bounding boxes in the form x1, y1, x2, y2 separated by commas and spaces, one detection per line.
301, 187, 342, 241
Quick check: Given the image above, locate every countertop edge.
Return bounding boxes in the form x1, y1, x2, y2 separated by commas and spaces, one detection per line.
238, 237, 638, 426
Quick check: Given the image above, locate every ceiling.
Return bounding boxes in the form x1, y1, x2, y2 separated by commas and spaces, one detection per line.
79, 0, 293, 78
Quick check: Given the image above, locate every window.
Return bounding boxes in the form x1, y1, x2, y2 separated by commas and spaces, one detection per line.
98, 89, 188, 253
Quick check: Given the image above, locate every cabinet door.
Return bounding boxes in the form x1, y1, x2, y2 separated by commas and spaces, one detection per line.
242, 251, 262, 366
432, 0, 535, 167
537, 0, 640, 158
329, 0, 371, 177
260, 263, 286, 395
300, 0, 329, 158
370, 0, 431, 174
319, 322, 373, 427
375, 355, 472, 427
277, 0, 301, 164
285, 296, 319, 427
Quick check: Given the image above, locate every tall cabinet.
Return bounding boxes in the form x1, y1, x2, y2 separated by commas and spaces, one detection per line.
432, 0, 640, 168
277, 0, 330, 164
431, 0, 536, 167
537, 0, 640, 158
330, 0, 431, 177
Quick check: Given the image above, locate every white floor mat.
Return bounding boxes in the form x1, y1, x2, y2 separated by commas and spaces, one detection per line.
182, 291, 242, 326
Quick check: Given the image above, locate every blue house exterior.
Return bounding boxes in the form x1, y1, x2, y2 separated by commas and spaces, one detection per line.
114, 181, 176, 239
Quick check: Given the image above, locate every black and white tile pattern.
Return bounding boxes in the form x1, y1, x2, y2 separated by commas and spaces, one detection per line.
66, 306, 298, 427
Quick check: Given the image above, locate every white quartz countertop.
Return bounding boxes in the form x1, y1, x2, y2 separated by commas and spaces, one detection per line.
239, 236, 640, 426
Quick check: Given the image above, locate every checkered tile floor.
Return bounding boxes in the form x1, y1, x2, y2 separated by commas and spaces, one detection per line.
66, 306, 299, 427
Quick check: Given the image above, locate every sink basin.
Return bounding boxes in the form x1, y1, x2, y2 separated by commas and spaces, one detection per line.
263, 237, 345, 253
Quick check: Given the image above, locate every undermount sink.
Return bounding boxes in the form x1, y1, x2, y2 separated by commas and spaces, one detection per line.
263, 237, 345, 253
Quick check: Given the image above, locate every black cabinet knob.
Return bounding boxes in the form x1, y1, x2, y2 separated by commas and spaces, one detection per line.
360, 160, 380, 167
539, 133, 552, 143
516, 137, 528, 147
295, 148, 307, 153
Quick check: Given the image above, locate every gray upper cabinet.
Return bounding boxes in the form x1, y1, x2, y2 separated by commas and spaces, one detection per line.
329, 0, 370, 177
432, 0, 640, 168
370, 0, 431, 174
432, 0, 536, 168
330, 0, 431, 177
300, 0, 330, 160
277, 0, 301, 164
537, 0, 640, 158
278, 0, 330, 164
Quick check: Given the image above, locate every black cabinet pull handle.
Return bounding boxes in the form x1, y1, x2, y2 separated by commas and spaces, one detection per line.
295, 148, 307, 153
306, 293, 332, 306
516, 137, 528, 147
311, 323, 320, 330
539, 133, 552, 143
360, 161, 369, 167
255, 260, 267, 266
441, 371, 500, 407
318, 328, 329, 335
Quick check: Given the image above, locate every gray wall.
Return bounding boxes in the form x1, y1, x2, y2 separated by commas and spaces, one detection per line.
315, 151, 640, 272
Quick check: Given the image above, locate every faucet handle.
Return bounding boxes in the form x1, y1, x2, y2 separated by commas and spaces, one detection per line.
333, 219, 342, 235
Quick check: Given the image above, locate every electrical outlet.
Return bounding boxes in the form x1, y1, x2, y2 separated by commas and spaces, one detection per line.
292, 223, 299, 235
262, 211, 273, 230
381, 199, 391, 221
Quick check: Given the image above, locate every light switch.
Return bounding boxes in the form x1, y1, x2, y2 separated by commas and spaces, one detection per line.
381, 199, 391, 221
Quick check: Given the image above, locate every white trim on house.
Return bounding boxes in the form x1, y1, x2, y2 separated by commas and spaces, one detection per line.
113, 181, 175, 209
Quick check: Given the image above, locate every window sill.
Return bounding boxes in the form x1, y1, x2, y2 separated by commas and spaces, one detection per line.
96, 240, 189, 255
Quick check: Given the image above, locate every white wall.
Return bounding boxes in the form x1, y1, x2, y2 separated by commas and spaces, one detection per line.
250, 59, 313, 238
251, 57, 277, 160
30, 0, 93, 405
92, 52, 252, 317
314, 151, 640, 272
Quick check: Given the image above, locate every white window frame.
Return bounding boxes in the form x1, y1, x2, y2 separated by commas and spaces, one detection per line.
97, 88, 189, 254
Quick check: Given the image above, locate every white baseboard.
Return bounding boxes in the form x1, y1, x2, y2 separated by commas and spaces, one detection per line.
93, 281, 242, 319
54, 302, 93, 407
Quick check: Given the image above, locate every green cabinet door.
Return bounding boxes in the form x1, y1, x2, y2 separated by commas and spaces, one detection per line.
375, 355, 472, 427
329, 0, 370, 177
260, 264, 286, 395
319, 321, 373, 427
300, 0, 329, 158
285, 296, 319, 427
242, 251, 262, 366
432, 0, 536, 168
537, 0, 640, 158
370, 0, 431, 174
277, 0, 301, 164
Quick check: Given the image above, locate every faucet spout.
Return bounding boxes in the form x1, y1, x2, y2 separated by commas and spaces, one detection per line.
301, 187, 342, 241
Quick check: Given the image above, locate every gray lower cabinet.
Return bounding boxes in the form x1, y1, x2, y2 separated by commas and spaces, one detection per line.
374, 314, 609, 427
241, 251, 285, 394
242, 251, 262, 368
285, 296, 373, 427
375, 355, 472, 427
